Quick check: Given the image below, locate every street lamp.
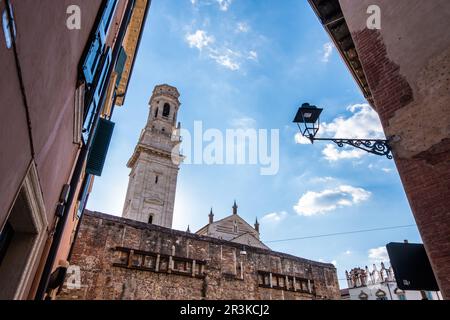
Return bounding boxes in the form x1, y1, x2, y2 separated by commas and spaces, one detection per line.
293, 103, 393, 159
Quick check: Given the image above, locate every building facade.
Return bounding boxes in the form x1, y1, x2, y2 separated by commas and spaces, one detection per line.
345, 263, 443, 300
308, 0, 450, 298
0, 0, 151, 300
196, 203, 268, 250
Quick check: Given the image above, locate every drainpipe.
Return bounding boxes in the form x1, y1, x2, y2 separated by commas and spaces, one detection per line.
34, 0, 139, 300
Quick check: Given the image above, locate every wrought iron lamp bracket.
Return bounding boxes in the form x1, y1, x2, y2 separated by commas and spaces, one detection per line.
312, 137, 393, 159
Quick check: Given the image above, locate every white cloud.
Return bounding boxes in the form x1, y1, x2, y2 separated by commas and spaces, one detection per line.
217, 0, 233, 11
321, 42, 333, 62
321, 104, 385, 139
345, 250, 352, 255
209, 48, 241, 70
368, 246, 389, 264
295, 133, 312, 145
248, 50, 258, 61
237, 22, 250, 33
230, 117, 256, 129
331, 260, 337, 267
186, 30, 215, 50
309, 176, 336, 184
369, 163, 394, 173
322, 144, 366, 161
318, 104, 385, 161
261, 211, 287, 223
293, 185, 371, 216
185, 30, 241, 71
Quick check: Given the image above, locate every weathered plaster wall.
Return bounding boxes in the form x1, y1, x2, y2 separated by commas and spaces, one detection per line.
339, 0, 450, 158
58, 211, 340, 300
339, 0, 450, 299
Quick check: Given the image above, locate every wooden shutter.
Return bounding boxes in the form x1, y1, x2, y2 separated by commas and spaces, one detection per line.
115, 46, 128, 86
86, 118, 115, 176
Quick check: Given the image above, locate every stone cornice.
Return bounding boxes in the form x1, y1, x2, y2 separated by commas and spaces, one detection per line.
127, 144, 183, 168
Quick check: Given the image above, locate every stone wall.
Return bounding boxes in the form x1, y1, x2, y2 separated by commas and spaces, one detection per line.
58, 211, 340, 300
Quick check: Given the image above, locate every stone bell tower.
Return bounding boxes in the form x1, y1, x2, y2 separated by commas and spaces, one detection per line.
122, 84, 183, 228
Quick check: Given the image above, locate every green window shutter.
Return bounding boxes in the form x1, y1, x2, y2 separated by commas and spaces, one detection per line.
115, 46, 128, 86
86, 118, 115, 176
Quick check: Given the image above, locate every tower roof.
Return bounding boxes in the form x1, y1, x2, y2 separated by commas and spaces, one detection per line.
150, 84, 180, 103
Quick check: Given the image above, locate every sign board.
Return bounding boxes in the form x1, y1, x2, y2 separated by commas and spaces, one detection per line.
386, 242, 439, 291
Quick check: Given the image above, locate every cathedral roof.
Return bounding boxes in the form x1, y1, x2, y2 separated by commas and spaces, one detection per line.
195, 210, 268, 250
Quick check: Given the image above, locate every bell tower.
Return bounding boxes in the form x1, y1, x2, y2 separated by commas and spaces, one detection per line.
122, 84, 183, 228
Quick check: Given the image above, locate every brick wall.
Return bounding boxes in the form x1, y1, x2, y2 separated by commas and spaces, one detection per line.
57, 211, 340, 300
346, 17, 450, 298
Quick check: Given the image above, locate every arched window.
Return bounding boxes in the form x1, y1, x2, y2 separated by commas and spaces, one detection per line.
154, 107, 159, 118
148, 215, 153, 224
394, 288, 406, 300
375, 289, 387, 300
358, 291, 368, 300
163, 103, 170, 118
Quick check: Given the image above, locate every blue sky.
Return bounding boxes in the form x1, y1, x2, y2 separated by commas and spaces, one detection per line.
88, 0, 421, 288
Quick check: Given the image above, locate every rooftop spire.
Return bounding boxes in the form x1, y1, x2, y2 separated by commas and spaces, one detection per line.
208, 207, 214, 224
232, 200, 238, 215
254, 217, 260, 233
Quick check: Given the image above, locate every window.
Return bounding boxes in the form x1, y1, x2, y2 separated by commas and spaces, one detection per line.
375, 289, 387, 300
83, 48, 112, 142
99, 0, 117, 37
155, 176, 159, 184
81, 0, 117, 141
358, 291, 368, 300
148, 215, 153, 224
73, 83, 85, 144
163, 103, 170, 118
233, 221, 238, 233
0, 222, 14, 266
77, 174, 93, 218
114, 46, 128, 86
0, 163, 48, 299
82, 0, 117, 85
2, 1, 16, 49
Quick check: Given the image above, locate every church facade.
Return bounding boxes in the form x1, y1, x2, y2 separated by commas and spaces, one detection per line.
196, 203, 268, 250
57, 84, 340, 300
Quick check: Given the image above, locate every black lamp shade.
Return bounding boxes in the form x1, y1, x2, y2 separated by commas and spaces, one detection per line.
293, 103, 323, 124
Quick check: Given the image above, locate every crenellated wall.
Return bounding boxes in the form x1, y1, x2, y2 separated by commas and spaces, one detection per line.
57, 211, 340, 300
